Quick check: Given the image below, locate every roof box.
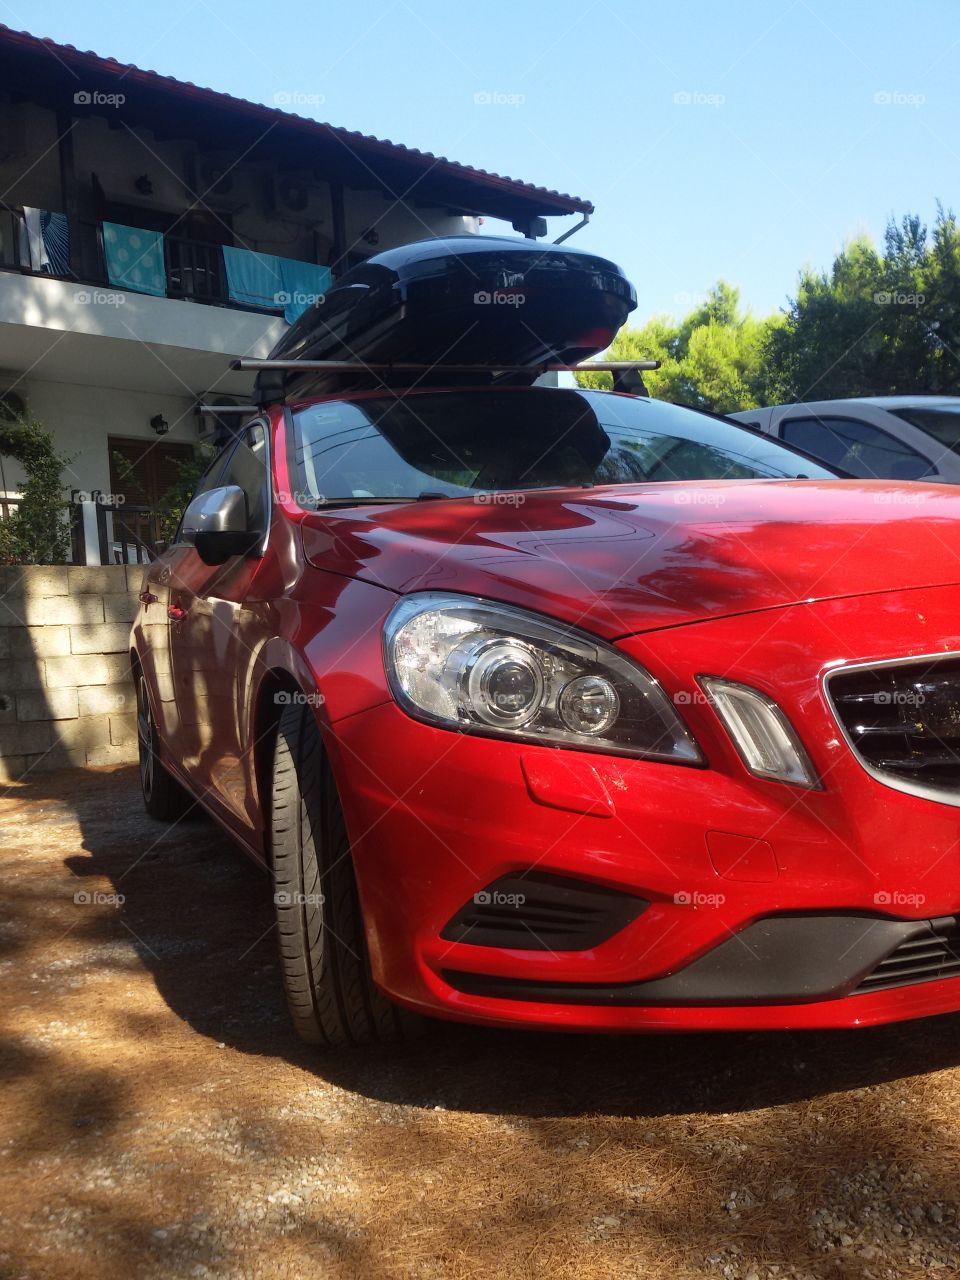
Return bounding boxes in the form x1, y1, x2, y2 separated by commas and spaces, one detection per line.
258, 235, 637, 402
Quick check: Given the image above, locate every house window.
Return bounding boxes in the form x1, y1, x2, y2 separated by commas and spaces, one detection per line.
108, 436, 195, 509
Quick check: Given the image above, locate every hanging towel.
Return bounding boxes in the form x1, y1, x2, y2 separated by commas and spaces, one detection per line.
102, 222, 167, 296
40, 211, 70, 276
277, 258, 331, 323
222, 246, 331, 322
22, 207, 47, 271
222, 246, 286, 311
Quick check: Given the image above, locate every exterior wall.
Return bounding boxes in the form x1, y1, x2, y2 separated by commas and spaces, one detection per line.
0, 98, 481, 519
7, 379, 196, 500
0, 102, 61, 209
0, 100, 478, 271
0, 565, 139, 780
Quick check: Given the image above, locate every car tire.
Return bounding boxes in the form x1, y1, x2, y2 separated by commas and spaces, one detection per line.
270, 701, 417, 1046
136, 670, 190, 822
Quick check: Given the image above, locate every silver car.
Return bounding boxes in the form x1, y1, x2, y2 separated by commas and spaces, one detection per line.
730, 396, 960, 483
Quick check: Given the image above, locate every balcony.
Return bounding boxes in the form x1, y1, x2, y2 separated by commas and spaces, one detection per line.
0, 211, 294, 399
0, 206, 329, 319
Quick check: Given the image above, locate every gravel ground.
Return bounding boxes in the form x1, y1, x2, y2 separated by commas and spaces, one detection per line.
2, 766, 960, 1279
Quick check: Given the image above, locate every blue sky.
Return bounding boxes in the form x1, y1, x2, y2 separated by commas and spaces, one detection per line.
18, 0, 960, 324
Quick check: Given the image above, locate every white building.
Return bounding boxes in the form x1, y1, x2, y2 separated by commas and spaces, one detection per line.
0, 24, 592, 561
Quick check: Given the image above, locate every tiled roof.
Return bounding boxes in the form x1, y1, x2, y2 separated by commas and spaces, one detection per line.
0, 24, 593, 216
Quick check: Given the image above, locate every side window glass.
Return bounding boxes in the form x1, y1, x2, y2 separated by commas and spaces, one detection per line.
781, 416, 934, 479
218, 423, 269, 533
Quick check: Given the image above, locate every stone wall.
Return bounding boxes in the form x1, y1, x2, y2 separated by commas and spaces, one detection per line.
0, 564, 141, 781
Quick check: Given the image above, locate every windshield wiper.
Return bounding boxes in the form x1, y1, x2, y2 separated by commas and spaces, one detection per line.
308, 492, 453, 509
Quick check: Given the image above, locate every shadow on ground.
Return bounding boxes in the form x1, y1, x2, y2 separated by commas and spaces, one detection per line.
23, 763, 960, 1120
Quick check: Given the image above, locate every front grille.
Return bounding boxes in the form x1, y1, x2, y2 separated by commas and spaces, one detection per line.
856, 915, 960, 993
440, 872, 648, 951
828, 656, 960, 798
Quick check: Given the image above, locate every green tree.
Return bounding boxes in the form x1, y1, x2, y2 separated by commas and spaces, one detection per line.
765, 208, 960, 401
576, 280, 774, 412
0, 417, 72, 565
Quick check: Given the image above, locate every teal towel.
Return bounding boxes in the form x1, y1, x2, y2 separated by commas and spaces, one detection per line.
222, 245, 285, 311
277, 258, 331, 323
222, 245, 331, 322
102, 222, 166, 296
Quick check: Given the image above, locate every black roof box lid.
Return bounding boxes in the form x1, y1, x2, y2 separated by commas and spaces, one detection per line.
259, 235, 637, 402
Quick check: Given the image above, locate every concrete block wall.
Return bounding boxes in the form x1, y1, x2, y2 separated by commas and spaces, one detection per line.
0, 565, 141, 781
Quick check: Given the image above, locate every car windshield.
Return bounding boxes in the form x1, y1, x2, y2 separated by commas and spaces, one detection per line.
290, 388, 835, 504
890, 403, 960, 455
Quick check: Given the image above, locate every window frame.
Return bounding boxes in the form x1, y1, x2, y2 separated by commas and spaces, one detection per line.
171, 418, 271, 553
778, 413, 937, 479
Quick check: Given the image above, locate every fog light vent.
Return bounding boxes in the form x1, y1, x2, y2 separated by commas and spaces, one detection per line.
440, 872, 647, 951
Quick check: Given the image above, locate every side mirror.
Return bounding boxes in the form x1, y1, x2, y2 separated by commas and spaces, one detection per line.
182, 484, 259, 565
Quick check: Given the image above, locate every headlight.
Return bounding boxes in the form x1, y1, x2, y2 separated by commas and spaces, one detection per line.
383, 593, 703, 764
699, 676, 820, 788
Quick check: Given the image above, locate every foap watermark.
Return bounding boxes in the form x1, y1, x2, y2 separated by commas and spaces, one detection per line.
873, 90, 925, 108
473, 90, 526, 107
74, 89, 126, 108
276, 488, 321, 507
672, 491, 726, 507
474, 890, 526, 907
73, 491, 126, 506
672, 689, 710, 707
275, 290, 325, 309
673, 289, 711, 308
474, 289, 526, 308
74, 288, 126, 308
870, 689, 925, 707
874, 290, 925, 307
273, 90, 326, 108
274, 891, 325, 907
74, 890, 125, 906
874, 889, 926, 907
673, 90, 725, 108
873, 490, 929, 508
474, 491, 526, 507
674, 890, 726, 907
274, 690, 325, 707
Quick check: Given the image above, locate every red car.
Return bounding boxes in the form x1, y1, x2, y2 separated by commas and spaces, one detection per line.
131, 380, 960, 1046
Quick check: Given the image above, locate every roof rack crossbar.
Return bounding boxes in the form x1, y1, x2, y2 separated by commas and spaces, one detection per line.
196, 404, 260, 413
231, 359, 660, 373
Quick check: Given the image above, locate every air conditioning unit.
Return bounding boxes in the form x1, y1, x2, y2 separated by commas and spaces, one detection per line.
264, 173, 316, 218
186, 153, 236, 200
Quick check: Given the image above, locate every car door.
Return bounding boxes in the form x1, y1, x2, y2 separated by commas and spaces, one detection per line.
134, 444, 235, 755
774, 412, 937, 480
166, 421, 272, 826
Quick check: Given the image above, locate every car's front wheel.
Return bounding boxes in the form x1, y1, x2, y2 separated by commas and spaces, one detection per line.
270, 701, 415, 1046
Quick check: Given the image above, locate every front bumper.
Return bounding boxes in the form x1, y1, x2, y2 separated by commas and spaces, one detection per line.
328, 585, 960, 1032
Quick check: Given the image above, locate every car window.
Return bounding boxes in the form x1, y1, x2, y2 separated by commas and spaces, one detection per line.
290, 389, 835, 505
218, 422, 269, 533
780, 415, 934, 480
889, 404, 960, 461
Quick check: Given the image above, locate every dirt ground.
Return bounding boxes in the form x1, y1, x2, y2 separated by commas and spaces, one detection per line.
2, 767, 960, 1280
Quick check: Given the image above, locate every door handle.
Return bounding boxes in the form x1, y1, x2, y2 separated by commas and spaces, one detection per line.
167, 604, 187, 621
139, 590, 158, 605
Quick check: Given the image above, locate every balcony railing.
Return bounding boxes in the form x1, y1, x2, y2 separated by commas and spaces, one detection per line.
0, 206, 303, 315
1, 493, 173, 565
165, 234, 227, 303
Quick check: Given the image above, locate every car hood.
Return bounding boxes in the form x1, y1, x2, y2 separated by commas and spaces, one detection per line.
299, 479, 960, 639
